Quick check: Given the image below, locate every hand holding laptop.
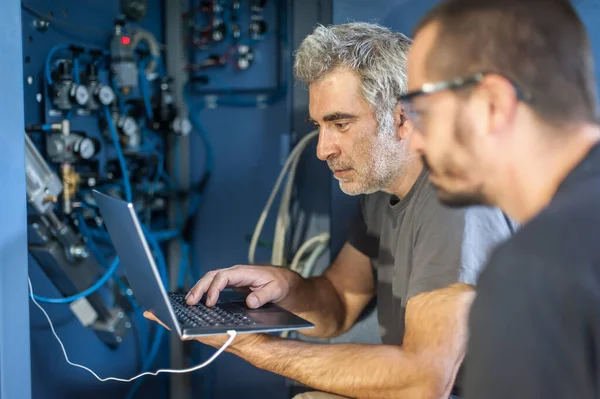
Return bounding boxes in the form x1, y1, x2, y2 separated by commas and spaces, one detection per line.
143, 310, 264, 349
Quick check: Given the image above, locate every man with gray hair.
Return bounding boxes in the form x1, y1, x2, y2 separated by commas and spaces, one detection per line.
145, 22, 513, 398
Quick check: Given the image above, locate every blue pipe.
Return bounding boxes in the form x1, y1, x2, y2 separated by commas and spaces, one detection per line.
150, 229, 180, 242
77, 211, 149, 366
73, 57, 80, 85
138, 60, 154, 120
111, 77, 126, 114
103, 105, 133, 203
45, 45, 71, 85
31, 257, 119, 304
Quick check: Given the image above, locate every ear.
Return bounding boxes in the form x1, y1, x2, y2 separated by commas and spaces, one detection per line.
480, 74, 519, 137
395, 102, 413, 140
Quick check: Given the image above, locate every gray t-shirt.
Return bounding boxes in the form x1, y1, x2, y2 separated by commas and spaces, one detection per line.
348, 169, 514, 345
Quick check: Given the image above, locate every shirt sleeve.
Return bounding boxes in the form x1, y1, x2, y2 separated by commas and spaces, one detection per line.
406, 185, 512, 304
346, 196, 379, 259
464, 243, 596, 399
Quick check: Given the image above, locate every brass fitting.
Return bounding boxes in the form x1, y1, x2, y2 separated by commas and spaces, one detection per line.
61, 163, 80, 215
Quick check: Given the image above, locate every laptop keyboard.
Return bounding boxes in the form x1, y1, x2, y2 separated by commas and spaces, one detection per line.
168, 293, 258, 328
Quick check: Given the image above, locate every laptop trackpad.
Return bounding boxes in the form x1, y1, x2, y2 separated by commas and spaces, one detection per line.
218, 302, 279, 314
218, 302, 248, 314
214, 289, 248, 303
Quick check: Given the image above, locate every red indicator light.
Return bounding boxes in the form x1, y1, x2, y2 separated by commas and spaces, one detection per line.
121, 36, 131, 45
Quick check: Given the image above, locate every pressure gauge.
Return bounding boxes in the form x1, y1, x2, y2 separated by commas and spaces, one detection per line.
120, 116, 138, 137
71, 85, 90, 106
97, 85, 115, 106
172, 116, 192, 136
75, 137, 97, 160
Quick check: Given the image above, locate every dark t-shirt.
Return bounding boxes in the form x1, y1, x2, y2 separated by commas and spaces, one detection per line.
348, 168, 514, 345
465, 144, 600, 399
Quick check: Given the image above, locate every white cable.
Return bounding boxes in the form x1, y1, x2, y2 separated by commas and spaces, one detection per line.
131, 28, 160, 75
289, 233, 329, 273
272, 131, 318, 265
271, 148, 302, 266
302, 241, 328, 278
28, 277, 235, 382
248, 130, 318, 264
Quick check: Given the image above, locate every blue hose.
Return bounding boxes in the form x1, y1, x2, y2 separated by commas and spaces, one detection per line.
111, 77, 126, 114
45, 45, 71, 85
73, 57, 80, 85
32, 256, 119, 304
139, 61, 154, 120
77, 214, 169, 399
104, 105, 133, 203
150, 229, 180, 242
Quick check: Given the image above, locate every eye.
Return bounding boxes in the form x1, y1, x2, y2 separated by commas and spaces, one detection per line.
334, 122, 349, 131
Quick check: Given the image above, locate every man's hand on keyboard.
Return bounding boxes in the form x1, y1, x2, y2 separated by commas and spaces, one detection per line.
143, 310, 264, 349
185, 265, 299, 309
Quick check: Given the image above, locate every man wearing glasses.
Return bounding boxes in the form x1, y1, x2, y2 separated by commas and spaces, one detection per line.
405, 0, 600, 397
146, 22, 513, 398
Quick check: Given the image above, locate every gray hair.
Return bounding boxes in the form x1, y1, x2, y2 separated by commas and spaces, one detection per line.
294, 22, 412, 135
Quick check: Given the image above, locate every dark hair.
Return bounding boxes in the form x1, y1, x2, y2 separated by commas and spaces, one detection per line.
414, 0, 598, 125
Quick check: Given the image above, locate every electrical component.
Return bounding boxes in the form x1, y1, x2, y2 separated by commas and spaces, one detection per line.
151, 77, 192, 136
121, 0, 148, 21
230, 0, 241, 40
25, 133, 63, 215
249, 16, 267, 40
110, 20, 137, 94
212, 19, 227, 42
235, 45, 255, 70
251, 0, 268, 11
52, 60, 90, 111
85, 62, 116, 111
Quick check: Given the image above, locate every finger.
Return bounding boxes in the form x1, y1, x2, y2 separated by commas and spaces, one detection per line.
246, 280, 283, 309
206, 271, 231, 306
204, 267, 268, 307
186, 271, 218, 305
143, 311, 171, 331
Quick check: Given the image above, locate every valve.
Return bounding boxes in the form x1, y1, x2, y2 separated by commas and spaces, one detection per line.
86, 51, 116, 111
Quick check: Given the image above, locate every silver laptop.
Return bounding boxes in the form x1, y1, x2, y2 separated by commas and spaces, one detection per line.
92, 190, 314, 338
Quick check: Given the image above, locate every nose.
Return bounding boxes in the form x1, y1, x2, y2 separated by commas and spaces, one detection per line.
316, 128, 340, 161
